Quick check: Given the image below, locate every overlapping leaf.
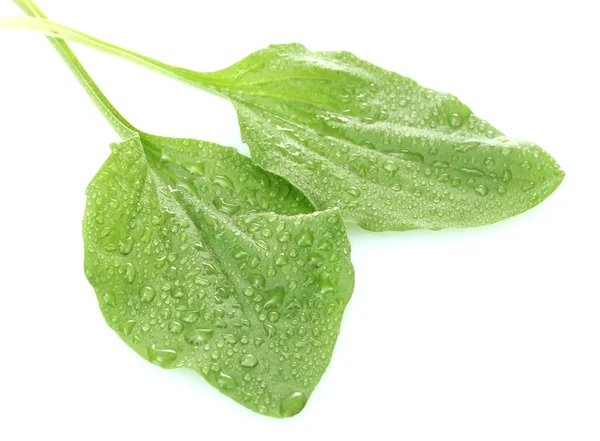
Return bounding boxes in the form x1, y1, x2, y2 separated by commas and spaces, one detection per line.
8, 0, 355, 418
85, 134, 354, 417
206, 44, 565, 231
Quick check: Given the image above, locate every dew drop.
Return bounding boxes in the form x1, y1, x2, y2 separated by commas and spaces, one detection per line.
346, 187, 361, 198
474, 185, 489, 196
147, 345, 177, 367
223, 334, 237, 344
248, 274, 266, 289
295, 230, 314, 247
240, 354, 258, 368
119, 319, 135, 336
263, 323, 276, 337
264, 287, 285, 309
280, 392, 308, 417
168, 320, 184, 334
217, 371, 238, 389
118, 236, 134, 255
273, 230, 291, 244
460, 167, 485, 177
449, 113, 463, 127
102, 292, 116, 307
522, 181, 535, 192
182, 310, 200, 323
140, 286, 156, 303
184, 328, 214, 344
125, 263, 136, 283
212, 175, 235, 190
213, 197, 241, 215
382, 160, 399, 175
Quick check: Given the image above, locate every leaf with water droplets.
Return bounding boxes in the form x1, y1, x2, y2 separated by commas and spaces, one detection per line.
84, 136, 354, 417
8, 1, 354, 418
204, 45, 564, 231
5, 16, 564, 231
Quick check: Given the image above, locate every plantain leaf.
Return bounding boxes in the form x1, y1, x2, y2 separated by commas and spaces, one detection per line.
85, 134, 354, 418
1, 16, 564, 231
9, 0, 354, 418
211, 44, 565, 231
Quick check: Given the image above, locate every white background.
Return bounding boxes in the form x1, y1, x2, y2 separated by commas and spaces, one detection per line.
0, 1, 598, 440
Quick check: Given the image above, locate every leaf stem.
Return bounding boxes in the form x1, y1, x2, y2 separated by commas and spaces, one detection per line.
4, 7, 223, 93
7, 1, 137, 138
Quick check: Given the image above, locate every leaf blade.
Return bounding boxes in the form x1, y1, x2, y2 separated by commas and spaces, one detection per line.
84, 134, 354, 418
206, 44, 564, 231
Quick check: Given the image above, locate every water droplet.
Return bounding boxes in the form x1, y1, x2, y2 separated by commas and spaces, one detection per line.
240, 354, 258, 368
223, 334, 237, 344
213, 197, 241, 215
346, 187, 361, 198
182, 310, 200, 323
233, 247, 248, 260
278, 232, 292, 243
521, 181, 535, 192
125, 263, 136, 283
474, 185, 489, 196
295, 230, 314, 247
168, 320, 184, 334
248, 274, 266, 289
280, 392, 308, 417
102, 292, 116, 307
263, 323, 276, 337
147, 345, 177, 367
119, 236, 134, 255
382, 160, 399, 175
393, 150, 424, 162
119, 319, 135, 336
268, 311, 280, 323
217, 371, 237, 389
275, 254, 288, 266
212, 175, 235, 190
247, 255, 260, 269
460, 167, 485, 177
264, 287, 285, 309
185, 328, 214, 344
140, 286, 155, 303
449, 113, 463, 127
317, 270, 335, 295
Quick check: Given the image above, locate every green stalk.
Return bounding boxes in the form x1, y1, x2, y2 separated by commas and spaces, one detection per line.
10, 0, 137, 139
5, 3, 223, 93
6, 0, 222, 138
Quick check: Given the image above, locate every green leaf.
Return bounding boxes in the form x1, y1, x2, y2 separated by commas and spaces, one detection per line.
8, 0, 355, 417
85, 134, 354, 418
0, 16, 564, 231
211, 44, 565, 231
